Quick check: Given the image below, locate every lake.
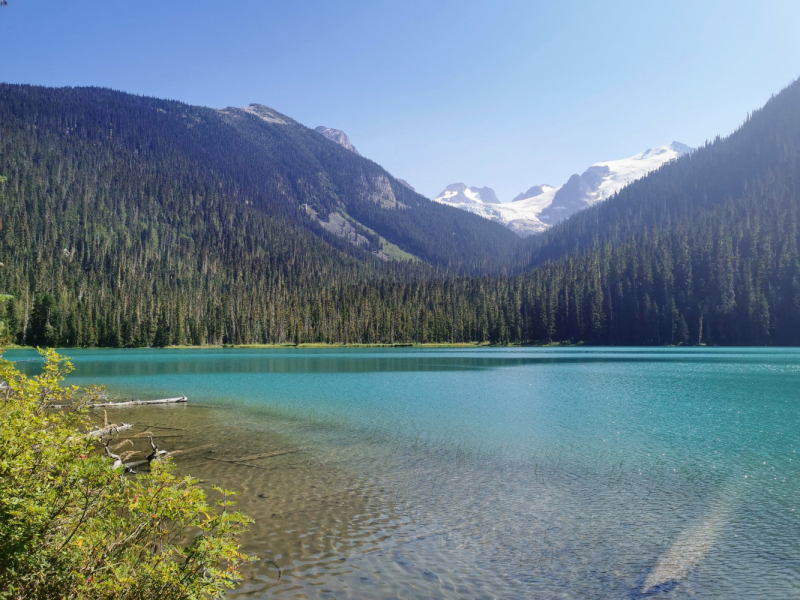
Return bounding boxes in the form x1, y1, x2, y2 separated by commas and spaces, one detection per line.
8, 347, 800, 598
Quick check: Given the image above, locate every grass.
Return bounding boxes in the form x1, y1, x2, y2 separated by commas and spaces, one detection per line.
378, 237, 419, 262
338, 210, 421, 263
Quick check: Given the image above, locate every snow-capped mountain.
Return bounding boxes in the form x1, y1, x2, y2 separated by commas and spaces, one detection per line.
433, 184, 549, 235
315, 126, 361, 155
512, 185, 552, 202
536, 141, 692, 226
434, 142, 692, 236
436, 183, 501, 205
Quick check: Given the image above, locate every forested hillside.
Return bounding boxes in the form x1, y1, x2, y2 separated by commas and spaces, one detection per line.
219, 104, 520, 273
521, 80, 800, 268
500, 78, 800, 345
1, 80, 799, 347
0, 84, 515, 347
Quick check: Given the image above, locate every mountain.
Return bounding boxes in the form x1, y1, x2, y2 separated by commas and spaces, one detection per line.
434, 142, 692, 236
314, 125, 361, 155
512, 185, 553, 201
433, 184, 548, 236
509, 78, 800, 345
536, 141, 692, 226
218, 105, 520, 272
315, 125, 421, 192
1, 79, 798, 349
435, 183, 500, 205
0, 84, 519, 347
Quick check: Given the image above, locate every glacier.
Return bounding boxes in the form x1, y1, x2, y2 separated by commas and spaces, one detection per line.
434, 142, 693, 236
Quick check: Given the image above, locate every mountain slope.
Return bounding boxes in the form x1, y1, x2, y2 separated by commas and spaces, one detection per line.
523, 86, 800, 268
0, 84, 519, 346
216, 102, 521, 273
0, 85, 520, 276
501, 78, 800, 344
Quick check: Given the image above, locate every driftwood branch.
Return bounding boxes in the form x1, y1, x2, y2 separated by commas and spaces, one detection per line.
88, 404, 210, 474
91, 395, 187, 408
102, 435, 169, 473
103, 438, 124, 470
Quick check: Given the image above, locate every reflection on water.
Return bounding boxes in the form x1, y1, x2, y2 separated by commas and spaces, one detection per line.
9, 347, 800, 598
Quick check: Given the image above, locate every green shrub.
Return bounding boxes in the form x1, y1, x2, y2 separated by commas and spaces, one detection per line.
0, 349, 253, 599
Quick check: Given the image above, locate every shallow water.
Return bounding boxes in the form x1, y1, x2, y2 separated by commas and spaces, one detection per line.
9, 347, 800, 598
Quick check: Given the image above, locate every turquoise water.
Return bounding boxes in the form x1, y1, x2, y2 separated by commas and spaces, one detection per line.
8, 347, 800, 598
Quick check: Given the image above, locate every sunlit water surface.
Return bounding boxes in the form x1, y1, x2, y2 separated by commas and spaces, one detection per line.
9, 347, 800, 599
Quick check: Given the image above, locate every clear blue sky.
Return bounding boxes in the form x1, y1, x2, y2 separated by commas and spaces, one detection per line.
2, 1, 800, 201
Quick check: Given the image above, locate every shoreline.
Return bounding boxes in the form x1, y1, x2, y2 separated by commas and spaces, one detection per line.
4, 341, 578, 351
2, 341, 744, 351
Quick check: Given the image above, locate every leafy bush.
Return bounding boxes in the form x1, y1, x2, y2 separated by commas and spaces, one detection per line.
0, 349, 253, 599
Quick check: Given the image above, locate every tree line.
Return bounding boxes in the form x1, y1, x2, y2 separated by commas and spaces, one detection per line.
1, 80, 799, 347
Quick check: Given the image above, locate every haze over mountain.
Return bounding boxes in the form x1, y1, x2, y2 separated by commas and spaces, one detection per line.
434, 142, 692, 236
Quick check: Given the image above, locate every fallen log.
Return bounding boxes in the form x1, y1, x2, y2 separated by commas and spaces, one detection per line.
92, 395, 187, 408
105, 435, 170, 473
87, 422, 133, 438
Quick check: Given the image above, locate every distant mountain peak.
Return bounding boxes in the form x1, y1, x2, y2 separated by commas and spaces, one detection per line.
637, 141, 692, 160
472, 186, 500, 204
512, 185, 556, 202
435, 184, 500, 205
668, 141, 693, 155
434, 142, 693, 236
315, 126, 361, 156
537, 141, 693, 225
434, 183, 546, 236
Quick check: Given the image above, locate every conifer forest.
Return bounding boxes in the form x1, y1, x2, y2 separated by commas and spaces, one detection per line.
1, 81, 799, 347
